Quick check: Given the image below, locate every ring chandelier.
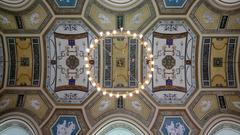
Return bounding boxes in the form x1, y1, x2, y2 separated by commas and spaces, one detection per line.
84, 28, 154, 98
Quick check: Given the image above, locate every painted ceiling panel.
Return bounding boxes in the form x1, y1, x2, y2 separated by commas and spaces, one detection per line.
85, 0, 156, 32
0, 0, 239, 134
144, 19, 198, 105
0, 2, 52, 33
190, 1, 240, 33
45, 19, 97, 104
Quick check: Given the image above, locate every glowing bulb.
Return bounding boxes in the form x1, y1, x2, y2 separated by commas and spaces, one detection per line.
103, 91, 107, 95
141, 85, 145, 89
120, 27, 123, 32
149, 54, 153, 58
151, 68, 154, 71
129, 93, 133, 97
126, 30, 131, 35
112, 30, 117, 34
106, 31, 110, 36
148, 74, 152, 78
94, 39, 99, 43
97, 87, 101, 91
123, 94, 127, 98
86, 48, 90, 53
147, 47, 151, 52
151, 61, 154, 65
133, 33, 137, 38
85, 64, 89, 68
84, 57, 89, 61
90, 44, 94, 48
89, 77, 93, 81
99, 32, 103, 36
139, 34, 143, 39
109, 93, 113, 97
135, 89, 139, 94
145, 80, 149, 84
86, 70, 90, 75
92, 82, 96, 86
116, 94, 120, 98
144, 42, 148, 46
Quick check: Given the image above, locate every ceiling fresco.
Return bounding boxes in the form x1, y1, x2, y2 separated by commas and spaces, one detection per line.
0, 0, 239, 135
144, 19, 198, 105
0, 1, 51, 33
84, 0, 156, 31
45, 19, 97, 104
190, 0, 240, 33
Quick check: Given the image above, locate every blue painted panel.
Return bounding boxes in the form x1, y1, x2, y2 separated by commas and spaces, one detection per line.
164, 0, 186, 7
51, 116, 80, 135
55, 0, 77, 7
161, 117, 189, 135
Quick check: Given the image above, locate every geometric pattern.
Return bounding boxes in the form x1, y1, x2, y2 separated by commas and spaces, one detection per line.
45, 19, 96, 104
102, 37, 138, 88
201, 37, 237, 88
7, 37, 41, 87
144, 19, 198, 105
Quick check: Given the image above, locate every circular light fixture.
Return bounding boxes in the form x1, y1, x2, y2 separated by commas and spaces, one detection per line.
85, 28, 154, 98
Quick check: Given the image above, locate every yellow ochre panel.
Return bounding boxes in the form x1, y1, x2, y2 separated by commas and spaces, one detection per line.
112, 37, 129, 88
210, 37, 227, 87
16, 38, 33, 86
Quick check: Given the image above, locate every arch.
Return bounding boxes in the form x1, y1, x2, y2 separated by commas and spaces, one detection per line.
0, 114, 40, 135
208, 121, 240, 135
0, 0, 35, 11
207, 0, 240, 11
202, 115, 240, 135
91, 117, 150, 135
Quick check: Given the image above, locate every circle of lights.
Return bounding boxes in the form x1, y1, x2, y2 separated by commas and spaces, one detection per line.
85, 28, 154, 98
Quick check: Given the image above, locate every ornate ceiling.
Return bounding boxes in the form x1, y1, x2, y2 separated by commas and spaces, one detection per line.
0, 0, 240, 135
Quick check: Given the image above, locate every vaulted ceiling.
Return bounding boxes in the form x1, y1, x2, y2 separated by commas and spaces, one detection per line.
0, 0, 240, 135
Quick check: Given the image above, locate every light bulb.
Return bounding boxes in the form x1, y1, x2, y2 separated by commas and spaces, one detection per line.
86, 71, 90, 75
86, 48, 90, 53
112, 30, 117, 34
129, 93, 133, 97
99, 32, 103, 36
135, 89, 139, 94
103, 91, 107, 95
106, 31, 110, 36
97, 87, 101, 91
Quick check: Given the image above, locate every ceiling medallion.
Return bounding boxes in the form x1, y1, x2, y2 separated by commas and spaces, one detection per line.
85, 28, 154, 98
